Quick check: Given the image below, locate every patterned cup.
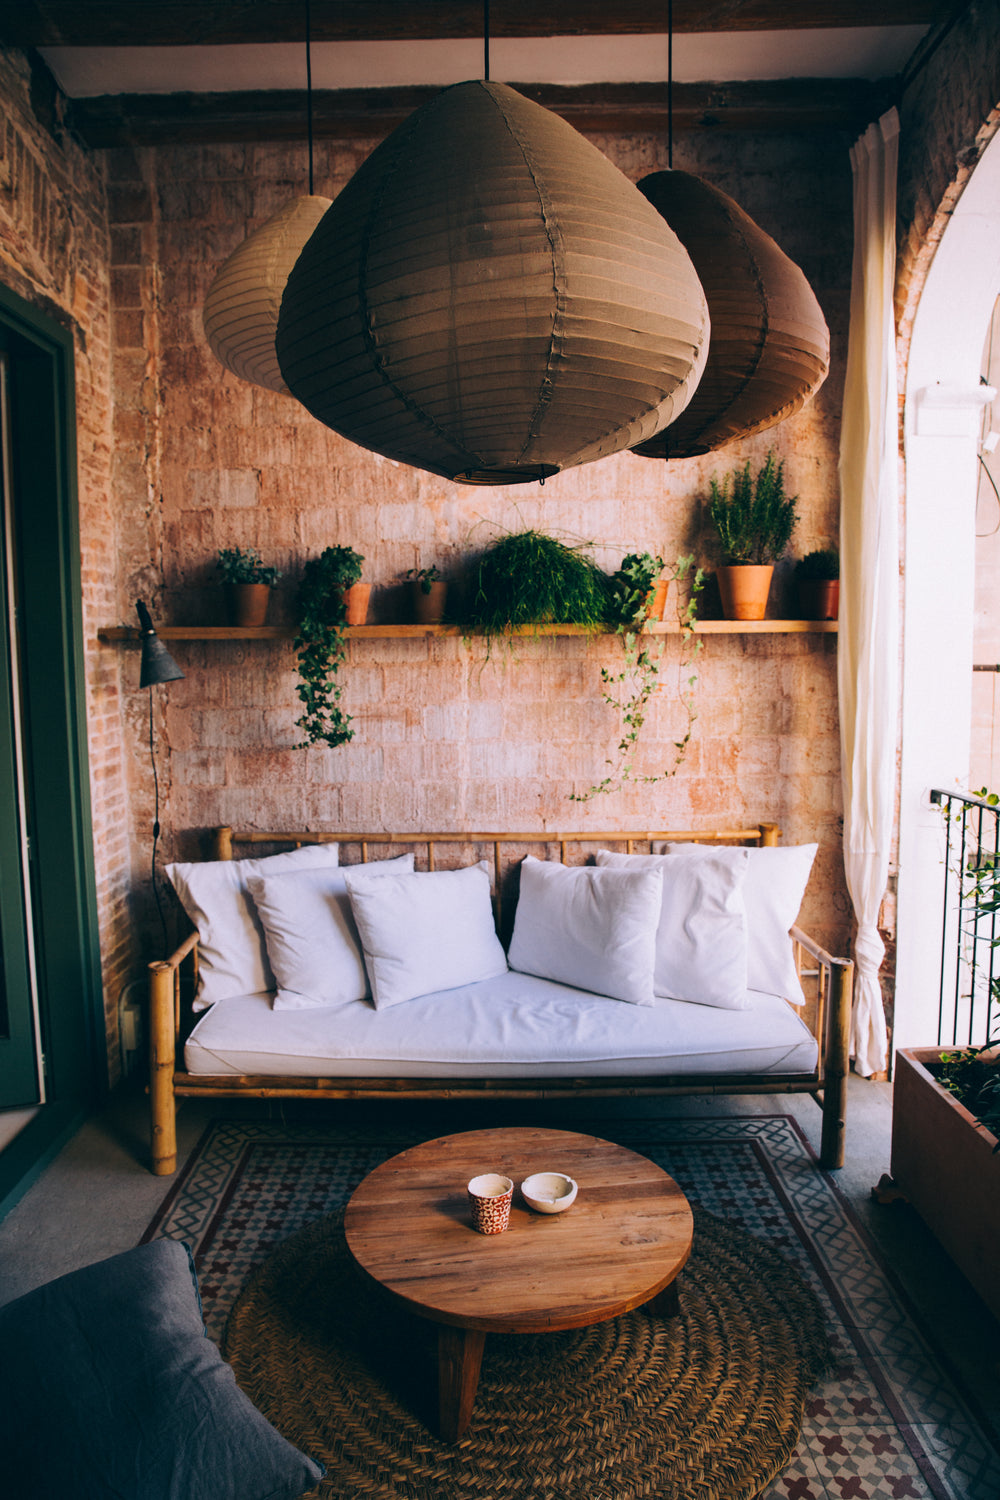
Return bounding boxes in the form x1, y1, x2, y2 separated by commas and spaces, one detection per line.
467, 1172, 514, 1234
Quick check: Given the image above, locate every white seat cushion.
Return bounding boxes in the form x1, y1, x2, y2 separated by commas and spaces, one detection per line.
184, 972, 819, 1080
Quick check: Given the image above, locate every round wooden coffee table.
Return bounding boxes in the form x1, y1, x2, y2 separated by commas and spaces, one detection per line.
344, 1125, 694, 1440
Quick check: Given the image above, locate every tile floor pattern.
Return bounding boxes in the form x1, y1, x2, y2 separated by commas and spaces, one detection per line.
143, 1112, 1000, 1500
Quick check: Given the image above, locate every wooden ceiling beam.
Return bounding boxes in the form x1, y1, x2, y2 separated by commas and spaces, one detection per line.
1, 0, 943, 48
66, 78, 891, 148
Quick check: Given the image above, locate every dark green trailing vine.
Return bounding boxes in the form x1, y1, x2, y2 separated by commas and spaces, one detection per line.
293, 545, 364, 748
572, 552, 704, 801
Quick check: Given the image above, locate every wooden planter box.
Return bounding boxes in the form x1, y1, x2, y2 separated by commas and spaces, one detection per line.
890, 1047, 1000, 1321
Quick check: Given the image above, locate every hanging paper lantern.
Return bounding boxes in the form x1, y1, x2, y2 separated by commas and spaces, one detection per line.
276, 81, 709, 485
203, 195, 332, 394
631, 171, 829, 460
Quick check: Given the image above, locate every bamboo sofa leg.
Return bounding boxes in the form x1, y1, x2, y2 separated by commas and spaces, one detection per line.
149, 960, 178, 1176
819, 957, 854, 1170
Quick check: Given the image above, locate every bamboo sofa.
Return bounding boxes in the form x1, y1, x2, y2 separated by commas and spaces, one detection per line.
148, 822, 854, 1176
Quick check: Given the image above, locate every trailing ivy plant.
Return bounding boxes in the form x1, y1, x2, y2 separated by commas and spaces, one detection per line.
572, 552, 705, 801
708, 449, 798, 564
293, 545, 364, 748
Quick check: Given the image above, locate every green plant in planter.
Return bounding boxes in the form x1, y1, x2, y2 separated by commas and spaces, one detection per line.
293, 546, 364, 749
937, 1020, 1000, 1142
708, 450, 798, 564
462, 528, 612, 642
216, 546, 281, 586
795, 548, 839, 580
573, 552, 705, 801
404, 564, 443, 594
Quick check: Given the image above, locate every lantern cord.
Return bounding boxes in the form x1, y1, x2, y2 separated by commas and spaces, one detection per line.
667, 0, 673, 169
147, 686, 169, 950
484, 0, 490, 81
306, 0, 314, 195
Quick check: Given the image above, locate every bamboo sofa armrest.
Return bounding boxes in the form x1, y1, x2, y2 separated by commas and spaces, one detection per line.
148, 931, 199, 1175
791, 924, 854, 1168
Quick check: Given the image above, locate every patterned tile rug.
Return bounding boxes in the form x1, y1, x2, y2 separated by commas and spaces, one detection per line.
142, 1111, 1000, 1500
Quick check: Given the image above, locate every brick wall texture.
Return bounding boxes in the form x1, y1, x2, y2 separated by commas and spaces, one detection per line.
0, 27, 996, 1083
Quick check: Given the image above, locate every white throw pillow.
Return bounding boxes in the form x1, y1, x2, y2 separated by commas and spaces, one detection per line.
166, 843, 339, 1009
595, 847, 749, 1009
344, 862, 508, 1009
660, 841, 818, 1003
507, 856, 662, 1007
246, 855, 415, 1010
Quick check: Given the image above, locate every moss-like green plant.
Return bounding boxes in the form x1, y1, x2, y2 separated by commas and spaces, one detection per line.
462, 529, 612, 639
709, 450, 798, 565
293, 546, 364, 748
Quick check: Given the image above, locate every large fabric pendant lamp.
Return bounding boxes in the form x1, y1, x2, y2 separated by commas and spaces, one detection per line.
202, 0, 330, 394
203, 195, 333, 394
630, 171, 830, 459
276, 79, 710, 485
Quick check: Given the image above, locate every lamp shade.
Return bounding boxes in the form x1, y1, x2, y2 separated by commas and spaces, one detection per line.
136, 601, 184, 687
203, 195, 332, 394
631, 171, 829, 460
276, 81, 709, 485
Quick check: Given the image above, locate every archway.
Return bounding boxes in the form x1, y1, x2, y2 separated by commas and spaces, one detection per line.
894, 126, 1000, 1051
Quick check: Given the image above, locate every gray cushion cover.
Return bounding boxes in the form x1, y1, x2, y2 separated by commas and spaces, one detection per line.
0, 1238, 323, 1499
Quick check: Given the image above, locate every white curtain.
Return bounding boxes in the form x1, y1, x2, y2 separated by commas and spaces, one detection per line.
837, 108, 900, 1078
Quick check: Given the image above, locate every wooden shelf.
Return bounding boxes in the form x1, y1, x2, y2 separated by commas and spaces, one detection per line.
99, 619, 839, 642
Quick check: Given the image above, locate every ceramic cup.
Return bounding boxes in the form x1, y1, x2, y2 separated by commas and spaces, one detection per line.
467, 1172, 514, 1234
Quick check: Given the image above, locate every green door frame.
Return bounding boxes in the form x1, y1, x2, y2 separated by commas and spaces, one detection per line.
0, 280, 104, 1218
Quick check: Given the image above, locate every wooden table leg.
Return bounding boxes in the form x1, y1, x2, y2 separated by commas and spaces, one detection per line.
438, 1325, 486, 1441
647, 1277, 681, 1318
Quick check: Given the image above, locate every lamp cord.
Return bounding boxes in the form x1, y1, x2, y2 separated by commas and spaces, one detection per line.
484, 0, 490, 81
148, 685, 168, 950
306, 0, 314, 194
667, 0, 673, 169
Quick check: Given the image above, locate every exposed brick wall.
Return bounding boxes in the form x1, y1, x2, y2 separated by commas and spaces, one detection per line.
107, 124, 852, 965
895, 0, 1000, 364
0, 50, 134, 1086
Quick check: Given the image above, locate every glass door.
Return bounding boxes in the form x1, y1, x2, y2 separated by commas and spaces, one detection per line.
0, 351, 43, 1109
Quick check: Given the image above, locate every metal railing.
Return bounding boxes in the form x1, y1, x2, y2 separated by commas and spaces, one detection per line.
929, 787, 1000, 1045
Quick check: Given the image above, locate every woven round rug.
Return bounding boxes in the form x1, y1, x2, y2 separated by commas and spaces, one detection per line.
223, 1206, 831, 1500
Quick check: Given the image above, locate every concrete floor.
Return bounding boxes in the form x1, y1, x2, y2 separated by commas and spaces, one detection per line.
1, 1074, 998, 1439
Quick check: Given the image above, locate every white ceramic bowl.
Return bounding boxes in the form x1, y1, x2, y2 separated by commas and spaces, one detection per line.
520, 1171, 578, 1214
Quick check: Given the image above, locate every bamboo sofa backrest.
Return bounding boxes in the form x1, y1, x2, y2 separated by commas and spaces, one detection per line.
211, 823, 781, 944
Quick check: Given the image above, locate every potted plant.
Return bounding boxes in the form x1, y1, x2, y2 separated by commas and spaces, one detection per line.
462, 528, 612, 644
216, 546, 281, 627
795, 548, 839, 620
404, 565, 447, 625
707, 450, 798, 620
293, 546, 365, 748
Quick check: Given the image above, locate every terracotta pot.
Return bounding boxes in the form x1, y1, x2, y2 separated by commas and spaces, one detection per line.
646, 578, 669, 622
717, 564, 773, 621
888, 1047, 1000, 1322
342, 582, 371, 625
227, 582, 271, 627
796, 578, 839, 620
411, 579, 448, 624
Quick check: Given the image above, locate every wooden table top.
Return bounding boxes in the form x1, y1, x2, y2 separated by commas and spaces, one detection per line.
343, 1126, 693, 1334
